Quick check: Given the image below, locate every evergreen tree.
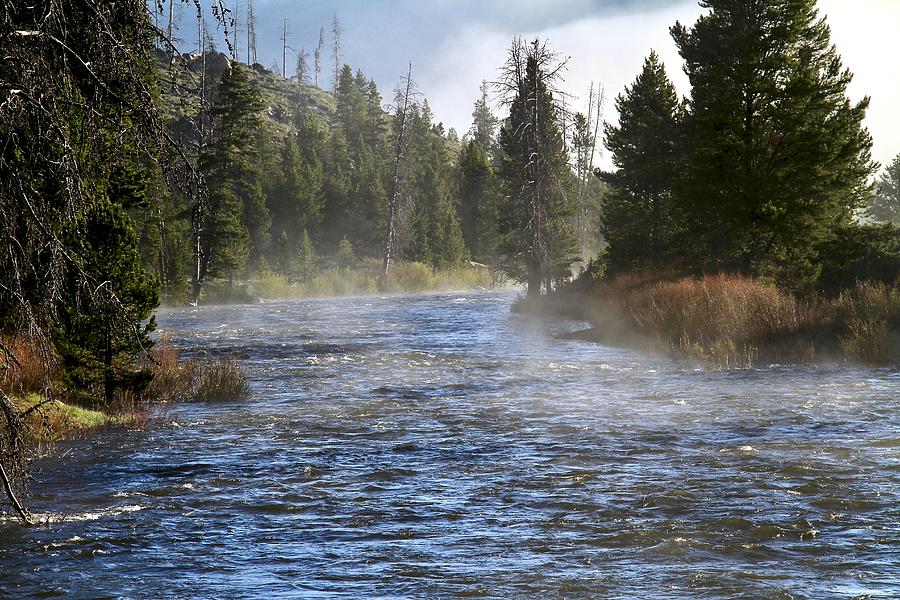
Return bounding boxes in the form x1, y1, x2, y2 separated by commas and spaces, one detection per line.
295, 229, 319, 282
200, 61, 270, 279
337, 237, 356, 269
205, 187, 250, 281
672, 0, 876, 288
335, 65, 369, 153
348, 140, 388, 255
267, 127, 324, 265
870, 154, 900, 224
55, 202, 158, 406
455, 140, 500, 263
496, 38, 578, 297
1, 0, 166, 518
602, 51, 683, 273
469, 80, 498, 159
321, 127, 353, 248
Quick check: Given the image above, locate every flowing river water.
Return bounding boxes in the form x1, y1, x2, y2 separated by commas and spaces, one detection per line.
1, 291, 898, 598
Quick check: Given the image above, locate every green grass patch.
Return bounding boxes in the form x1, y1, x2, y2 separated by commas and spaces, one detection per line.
13, 394, 124, 441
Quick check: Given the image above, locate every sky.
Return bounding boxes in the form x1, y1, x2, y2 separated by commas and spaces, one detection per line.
182, 0, 900, 171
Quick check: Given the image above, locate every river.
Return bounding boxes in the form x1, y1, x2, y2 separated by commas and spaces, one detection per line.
1, 291, 898, 598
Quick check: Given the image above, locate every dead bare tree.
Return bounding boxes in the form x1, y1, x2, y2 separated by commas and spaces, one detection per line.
314, 26, 324, 87
382, 63, 418, 278
281, 20, 290, 79
331, 15, 342, 97
246, 0, 256, 65
494, 38, 575, 298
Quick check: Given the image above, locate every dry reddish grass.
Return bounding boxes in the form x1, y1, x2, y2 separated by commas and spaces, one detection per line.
0, 335, 54, 396
575, 274, 900, 367
142, 332, 250, 403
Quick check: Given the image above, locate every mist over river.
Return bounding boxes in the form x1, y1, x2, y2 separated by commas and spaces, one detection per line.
1, 291, 898, 598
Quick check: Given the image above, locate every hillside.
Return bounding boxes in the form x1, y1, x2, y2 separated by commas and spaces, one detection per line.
154, 49, 336, 141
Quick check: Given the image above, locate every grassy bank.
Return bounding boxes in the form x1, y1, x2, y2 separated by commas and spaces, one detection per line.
524, 273, 900, 368
187, 260, 497, 304
12, 395, 134, 442
2, 333, 250, 443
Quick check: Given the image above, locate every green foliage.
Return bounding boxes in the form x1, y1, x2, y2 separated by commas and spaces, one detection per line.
55, 202, 159, 406
456, 140, 501, 263
205, 187, 250, 281
267, 121, 325, 266
200, 61, 270, 277
295, 229, 319, 283
349, 140, 388, 255
337, 237, 356, 269
870, 154, 900, 224
817, 224, 900, 294
601, 52, 683, 274
671, 0, 876, 289
469, 81, 499, 160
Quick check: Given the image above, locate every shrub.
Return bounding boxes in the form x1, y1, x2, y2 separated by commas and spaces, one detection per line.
569, 273, 900, 367
0, 335, 52, 396
193, 357, 250, 402
142, 332, 196, 403
251, 272, 293, 299
143, 333, 250, 402
382, 261, 435, 293
828, 282, 900, 365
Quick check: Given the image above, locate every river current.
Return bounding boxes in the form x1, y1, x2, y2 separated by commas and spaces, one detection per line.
1, 291, 898, 598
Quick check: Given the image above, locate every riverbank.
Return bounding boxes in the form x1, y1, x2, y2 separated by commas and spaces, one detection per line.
170, 260, 499, 305
520, 273, 900, 368
12, 395, 138, 442
3, 333, 249, 445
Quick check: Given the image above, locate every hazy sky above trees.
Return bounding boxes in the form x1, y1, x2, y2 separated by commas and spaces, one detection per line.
194, 0, 899, 169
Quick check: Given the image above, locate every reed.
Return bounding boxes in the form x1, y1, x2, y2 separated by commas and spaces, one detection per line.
143, 333, 250, 403
568, 273, 900, 367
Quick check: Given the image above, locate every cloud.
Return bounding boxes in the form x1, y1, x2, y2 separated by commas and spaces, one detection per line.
418, 0, 899, 171
418, 2, 702, 169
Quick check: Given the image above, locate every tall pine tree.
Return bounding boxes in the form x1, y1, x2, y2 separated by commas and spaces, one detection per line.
602, 51, 683, 274
200, 61, 269, 281
672, 0, 875, 288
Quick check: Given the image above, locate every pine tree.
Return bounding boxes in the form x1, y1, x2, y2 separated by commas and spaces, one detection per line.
267, 128, 324, 263
469, 81, 498, 159
314, 26, 325, 87
455, 140, 500, 263
870, 154, 900, 224
55, 202, 158, 406
337, 237, 356, 269
496, 38, 578, 298
321, 127, 353, 248
295, 229, 319, 282
200, 61, 270, 279
672, 0, 876, 288
602, 51, 683, 273
205, 187, 250, 282
349, 140, 388, 256
296, 47, 309, 83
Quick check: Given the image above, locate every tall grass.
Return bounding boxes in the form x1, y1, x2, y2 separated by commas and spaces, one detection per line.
235, 260, 494, 301
0, 335, 53, 396
143, 333, 250, 402
566, 273, 900, 367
